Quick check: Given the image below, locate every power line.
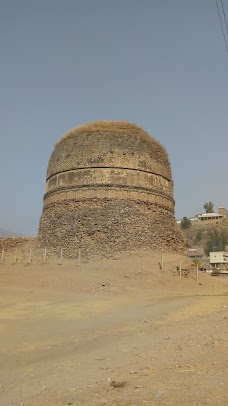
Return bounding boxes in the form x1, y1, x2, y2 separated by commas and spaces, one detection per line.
216, 0, 228, 53
221, 0, 228, 34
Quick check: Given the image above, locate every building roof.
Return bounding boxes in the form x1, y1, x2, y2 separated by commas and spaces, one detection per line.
198, 212, 222, 218
185, 247, 204, 257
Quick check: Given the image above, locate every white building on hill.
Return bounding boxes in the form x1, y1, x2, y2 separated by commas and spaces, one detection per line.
196, 207, 228, 222
210, 252, 228, 267
177, 207, 228, 224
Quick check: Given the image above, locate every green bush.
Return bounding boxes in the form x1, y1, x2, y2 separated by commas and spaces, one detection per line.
181, 217, 191, 229
196, 229, 203, 242
204, 228, 228, 256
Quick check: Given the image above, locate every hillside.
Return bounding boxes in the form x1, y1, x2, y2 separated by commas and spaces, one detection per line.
181, 218, 228, 252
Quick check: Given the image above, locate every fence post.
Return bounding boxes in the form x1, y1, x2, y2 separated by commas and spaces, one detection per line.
161, 249, 163, 271
179, 261, 182, 279
196, 263, 199, 282
14, 248, 17, 264
43, 247, 47, 263
1, 248, 4, 263
59, 248, 63, 265
28, 249, 32, 264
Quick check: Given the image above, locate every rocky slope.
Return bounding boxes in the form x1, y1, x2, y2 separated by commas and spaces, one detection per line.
181, 218, 228, 251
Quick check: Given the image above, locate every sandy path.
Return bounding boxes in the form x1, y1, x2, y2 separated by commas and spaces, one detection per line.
0, 253, 227, 405
0, 285, 227, 406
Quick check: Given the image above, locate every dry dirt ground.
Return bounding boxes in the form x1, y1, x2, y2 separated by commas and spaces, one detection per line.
0, 251, 227, 406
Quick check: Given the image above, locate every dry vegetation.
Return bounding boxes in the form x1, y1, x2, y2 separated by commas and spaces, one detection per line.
182, 218, 228, 249
55, 121, 166, 153
0, 249, 227, 406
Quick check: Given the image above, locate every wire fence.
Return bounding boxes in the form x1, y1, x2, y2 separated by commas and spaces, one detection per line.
0, 247, 200, 280
0, 247, 82, 265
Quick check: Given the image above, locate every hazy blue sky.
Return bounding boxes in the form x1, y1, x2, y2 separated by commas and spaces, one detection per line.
1, 0, 228, 235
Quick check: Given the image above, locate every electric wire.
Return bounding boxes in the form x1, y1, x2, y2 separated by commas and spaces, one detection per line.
216, 0, 228, 53
221, 0, 228, 34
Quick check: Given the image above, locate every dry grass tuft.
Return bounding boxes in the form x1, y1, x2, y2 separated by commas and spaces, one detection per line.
55, 121, 163, 150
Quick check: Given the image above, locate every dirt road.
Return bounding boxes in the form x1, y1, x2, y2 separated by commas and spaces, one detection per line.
0, 252, 227, 405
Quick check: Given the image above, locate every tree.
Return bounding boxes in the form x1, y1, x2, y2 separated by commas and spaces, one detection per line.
204, 227, 228, 256
196, 229, 203, 242
181, 217, 191, 229
204, 202, 214, 213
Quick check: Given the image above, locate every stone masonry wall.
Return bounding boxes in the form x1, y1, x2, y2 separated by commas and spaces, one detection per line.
47, 124, 172, 181
46, 168, 173, 197
38, 122, 185, 258
38, 198, 185, 258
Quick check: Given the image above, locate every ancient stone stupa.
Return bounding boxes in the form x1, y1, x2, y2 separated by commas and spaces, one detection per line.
38, 121, 184, 257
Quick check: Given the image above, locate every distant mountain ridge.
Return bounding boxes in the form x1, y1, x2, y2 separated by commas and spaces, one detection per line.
0, 227, 23, 237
